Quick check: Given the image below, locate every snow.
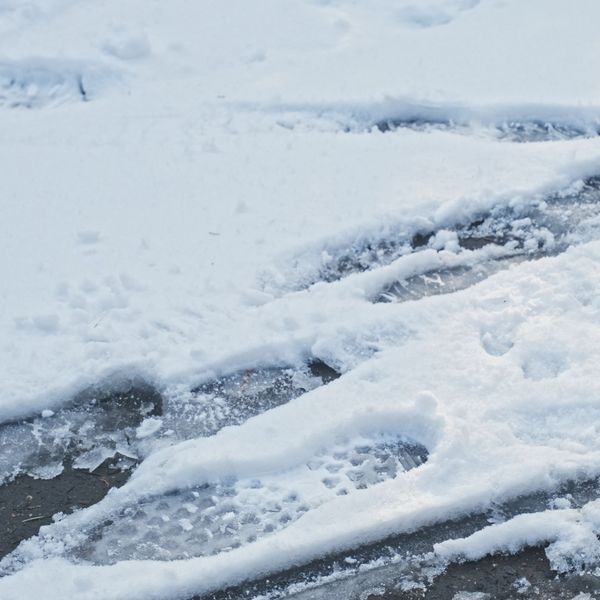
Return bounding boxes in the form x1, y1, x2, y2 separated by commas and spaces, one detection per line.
435, 499, 600, 574
2, 0, 600, 598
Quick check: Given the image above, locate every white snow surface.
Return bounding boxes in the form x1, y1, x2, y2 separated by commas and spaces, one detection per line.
2, 0, 600, 598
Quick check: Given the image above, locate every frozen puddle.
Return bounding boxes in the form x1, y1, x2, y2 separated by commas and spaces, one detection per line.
75, 433, 427, 564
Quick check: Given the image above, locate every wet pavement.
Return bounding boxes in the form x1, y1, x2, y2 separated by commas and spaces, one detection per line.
369, 547, 600, 600
0, 458, 130, 559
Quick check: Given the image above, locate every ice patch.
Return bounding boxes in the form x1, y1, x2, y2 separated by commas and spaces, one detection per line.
0, 382, 162, 483
452, 592, 490, 600
74, 433, 428, 564
166, 361, 339, 442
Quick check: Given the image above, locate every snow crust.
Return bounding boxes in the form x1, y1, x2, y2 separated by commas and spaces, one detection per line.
2, 0, 600, 598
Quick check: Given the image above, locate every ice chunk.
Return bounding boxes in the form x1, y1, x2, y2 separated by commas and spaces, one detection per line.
136, 417, 163, 439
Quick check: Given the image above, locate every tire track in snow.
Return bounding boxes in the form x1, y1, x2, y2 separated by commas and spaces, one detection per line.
266, 177, 600, 305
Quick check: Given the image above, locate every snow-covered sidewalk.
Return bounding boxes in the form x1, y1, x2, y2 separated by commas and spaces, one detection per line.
2, 1, 600, 598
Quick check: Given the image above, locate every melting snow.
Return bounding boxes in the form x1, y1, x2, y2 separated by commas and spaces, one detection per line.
2, 1, 600, 599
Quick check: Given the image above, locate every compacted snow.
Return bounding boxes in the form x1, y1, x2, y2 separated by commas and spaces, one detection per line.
2, 1, 600, 598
